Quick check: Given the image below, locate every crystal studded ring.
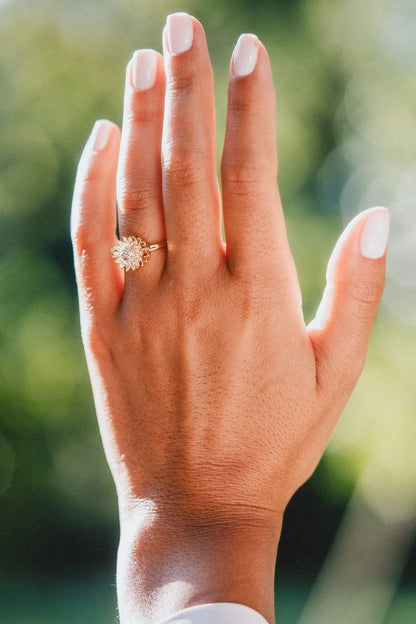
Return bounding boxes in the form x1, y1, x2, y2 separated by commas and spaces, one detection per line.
111, 236, 167, 271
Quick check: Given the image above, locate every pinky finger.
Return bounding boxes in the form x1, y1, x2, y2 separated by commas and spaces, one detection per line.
71, 120, 122, 324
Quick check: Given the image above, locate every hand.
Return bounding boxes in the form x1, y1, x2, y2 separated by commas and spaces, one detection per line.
71, 13, 388, 624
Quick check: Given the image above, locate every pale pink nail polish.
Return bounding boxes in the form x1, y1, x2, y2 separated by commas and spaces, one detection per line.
360, 208, 390, 259
89, 120, 112, 151
132, 49, 158, 91
166, 12, 193, 54
233, 34, 259, 77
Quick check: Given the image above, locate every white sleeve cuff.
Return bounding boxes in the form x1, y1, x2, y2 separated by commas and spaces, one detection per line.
157, 602, 270, 624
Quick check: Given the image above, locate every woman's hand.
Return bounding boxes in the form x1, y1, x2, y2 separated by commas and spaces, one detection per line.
71, 13, 388, 624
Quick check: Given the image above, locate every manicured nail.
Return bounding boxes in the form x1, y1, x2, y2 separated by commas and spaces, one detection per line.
89, 120, 112, 151
233, 34, 259, 77
360, 208, 390, 259
131, 49, 158, 91
166, 13, 193, 55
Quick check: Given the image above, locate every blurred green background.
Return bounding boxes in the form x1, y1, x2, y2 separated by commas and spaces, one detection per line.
0, 0, 415, 622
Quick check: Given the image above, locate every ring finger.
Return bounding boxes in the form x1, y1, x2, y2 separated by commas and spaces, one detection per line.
116, 49, 166, 290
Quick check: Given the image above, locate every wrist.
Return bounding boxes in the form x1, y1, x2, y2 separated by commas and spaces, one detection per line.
116, 499, 282, 624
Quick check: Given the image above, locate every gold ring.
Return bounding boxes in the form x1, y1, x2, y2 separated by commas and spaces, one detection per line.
111, 236, 167, 271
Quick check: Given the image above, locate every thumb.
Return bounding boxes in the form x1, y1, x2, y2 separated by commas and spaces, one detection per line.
308, 207, 389, 397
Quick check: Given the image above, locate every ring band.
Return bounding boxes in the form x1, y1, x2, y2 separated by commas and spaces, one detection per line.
111, 236, 167, 271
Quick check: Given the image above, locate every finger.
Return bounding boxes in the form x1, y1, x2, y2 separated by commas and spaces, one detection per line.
161, 13, 222, 276
308, 207, 389, 397
117, 50, 166, 288
71, 120, 122, 321
221, 34, 297, 292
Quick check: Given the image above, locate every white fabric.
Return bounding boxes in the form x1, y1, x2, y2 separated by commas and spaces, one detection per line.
157, 602, 270, 624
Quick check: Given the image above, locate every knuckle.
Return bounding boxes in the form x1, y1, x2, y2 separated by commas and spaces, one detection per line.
228, 94, 256, 117
223, 177, 263, 202
222, 162, 262, 182
228, 83, 269, 117
178, 294, 205, 326
167, 70, 196, 94
117, 184, 155, 213
163, 153, 204, 189
345, 278, 384, 316
221, 163, 276, 192
126, 106, 160, 126
71, 223, 99, 257
229, 274, 279, 319
166, 276, 213, 328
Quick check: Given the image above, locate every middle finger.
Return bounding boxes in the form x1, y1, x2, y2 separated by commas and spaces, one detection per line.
161, 13, 223, 277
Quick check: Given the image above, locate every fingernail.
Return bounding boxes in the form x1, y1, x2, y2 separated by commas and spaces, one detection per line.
166, 13, 193, 55
233, 34, 259, 77
360, 208, 390, 259
88, 120, 112, 151
131, 49, 158, 91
